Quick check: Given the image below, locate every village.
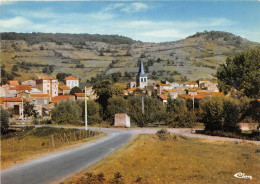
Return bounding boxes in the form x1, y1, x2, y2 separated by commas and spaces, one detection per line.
0, 61, 222, 122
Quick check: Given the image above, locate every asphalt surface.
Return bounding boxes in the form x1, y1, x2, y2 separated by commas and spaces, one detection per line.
1, 131, 133, 184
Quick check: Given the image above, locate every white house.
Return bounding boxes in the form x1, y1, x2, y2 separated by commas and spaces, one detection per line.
64, 76, 79, 89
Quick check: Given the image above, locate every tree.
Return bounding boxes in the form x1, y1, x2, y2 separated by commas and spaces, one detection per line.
93, 81, 123, 111
70, 86, 82, 95
128, 96, 165, 127
1, 108, 9, 134
51, 100, 82, 125
106, 96, 127, 122
217, 48, 260, 98
56, 73, 71, 81
77, 100, 102, 125
24, 102, 39, 118
200, 97, 224, 132
222, 98, 240, 132
11, 65, 19, 72
111, 72, 122, 83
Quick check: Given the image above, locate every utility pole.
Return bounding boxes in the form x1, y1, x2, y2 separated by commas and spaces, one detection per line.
85, 86, 88, 130
142, 95, 144, 114
192, 94, 194, 109
21, 98, 24, 121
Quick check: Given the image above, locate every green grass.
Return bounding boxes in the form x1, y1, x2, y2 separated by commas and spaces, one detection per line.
64, 134, 260, 184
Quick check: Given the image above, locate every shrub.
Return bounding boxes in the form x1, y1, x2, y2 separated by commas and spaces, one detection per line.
200, 96, 224, 132
51, 100, 82, 125
110, 172, 125, 184
1, 108, 9, 134
156, 129, 170, 140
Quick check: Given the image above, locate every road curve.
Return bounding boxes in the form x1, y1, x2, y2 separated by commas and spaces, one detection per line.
1, 132, 133, 184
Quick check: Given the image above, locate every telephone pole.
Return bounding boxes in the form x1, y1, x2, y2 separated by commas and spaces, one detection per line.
85, 87, 88, 130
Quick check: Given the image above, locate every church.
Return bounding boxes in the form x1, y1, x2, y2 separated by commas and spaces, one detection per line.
137, 61, 148, 88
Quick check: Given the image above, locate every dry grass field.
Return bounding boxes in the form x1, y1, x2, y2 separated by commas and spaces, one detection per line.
64, 134, 260, 184
1, 127, 105, 170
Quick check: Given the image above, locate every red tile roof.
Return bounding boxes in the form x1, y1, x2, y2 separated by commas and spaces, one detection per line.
179, 92, 223, 99
30, 94, 51, 98
158, 94, 168, 100
8, 80, 19, 86
75, 93, 85, 97
58, 85, 71, 90
64, 76, 78, 80
9, 85, 32, 91
51, 95, 74, 103
41, 77, 57, 80
1, 97, 30, 102
185, 81, 198, 85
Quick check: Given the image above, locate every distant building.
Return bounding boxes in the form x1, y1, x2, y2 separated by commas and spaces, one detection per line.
157, 94, 168, 105
29, 94, 51, 106
22, 80, 36, 86
137, 61, 148, 88
36, 77, 58, 97
8, 80, 19, 86
114, 113, 130, 128
64, 76, 79, 89
58, 85, 71, 95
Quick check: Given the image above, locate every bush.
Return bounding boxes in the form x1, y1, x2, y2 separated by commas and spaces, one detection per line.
200, 96, 224, 132
70, 86, 82, 95
1, 108, 9, 134
51, 100, 82, 125
156, 129, 170, 140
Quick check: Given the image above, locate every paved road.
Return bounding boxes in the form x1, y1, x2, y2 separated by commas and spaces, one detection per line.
1, 131, 133, 184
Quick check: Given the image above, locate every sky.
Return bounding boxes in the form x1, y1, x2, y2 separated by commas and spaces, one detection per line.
1, 1, 260, 43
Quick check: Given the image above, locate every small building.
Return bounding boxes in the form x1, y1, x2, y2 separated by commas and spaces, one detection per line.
157, 94, 168, 105
29, 94, 51, 106
8, 80, 19, 86
64, 76, 79, 89
114, 113, 130, 128
58, 85, 71, 95
22, 80, 36, 86
129, 82, 136, 88
74, 93, 90, 100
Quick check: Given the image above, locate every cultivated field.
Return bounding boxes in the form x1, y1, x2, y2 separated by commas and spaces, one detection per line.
64, 134, 260, 184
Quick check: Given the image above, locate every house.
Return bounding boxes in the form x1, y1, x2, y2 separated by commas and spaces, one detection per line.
22, 80, 36, 86
0, 97, 30, 119
74, 93, 90, 100
184, 81, 199, 88
29, 94, 51, 106
9, 85, 32, 95
58, 85, 71, 95
8, 80, 19, 86
157, 94, 168, 105
64, 76, 79, 89
0, 86, 6, 97
36, 77, 58, 97
129, 82, 136, 88
114, 113, 130, 128
137, 61, 148, 88
197, 79, 210, 88
156, 83, 172, 94
206, 83, 219, 92
164, 89, 180, 99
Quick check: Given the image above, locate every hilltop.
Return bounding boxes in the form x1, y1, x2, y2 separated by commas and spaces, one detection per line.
1, 31, 259, 85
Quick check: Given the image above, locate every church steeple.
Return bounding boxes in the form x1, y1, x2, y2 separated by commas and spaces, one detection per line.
139, 61, 147, 77
137, 60, 148, 88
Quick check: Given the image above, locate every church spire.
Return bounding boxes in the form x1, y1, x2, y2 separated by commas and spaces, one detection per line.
139, 61, 147, 77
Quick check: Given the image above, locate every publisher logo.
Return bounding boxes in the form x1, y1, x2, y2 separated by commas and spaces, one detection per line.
234, 172, 252, 180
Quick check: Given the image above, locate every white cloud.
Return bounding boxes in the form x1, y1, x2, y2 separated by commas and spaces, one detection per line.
121, 3, 148, 13
0, 0, 16, 6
